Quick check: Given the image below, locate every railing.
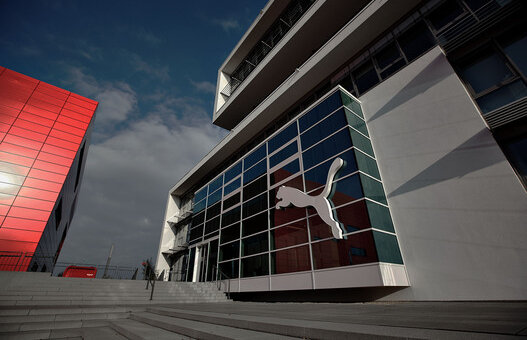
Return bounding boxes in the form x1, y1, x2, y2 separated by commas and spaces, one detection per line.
212, 265, 231, 299
144, 259, 157, 301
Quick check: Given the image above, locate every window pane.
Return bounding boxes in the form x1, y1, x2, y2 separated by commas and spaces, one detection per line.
398, 21, 435, 62
242, 232, 268, 256
311, 231, 378, 269
191, 211, 205, 227
243, 175, 267, 201
269, 207, 307, 228
476, 80, 527, 113
207, 188, 222, 207
193, 199, 206, 213
345, 108, 368, 137
354, 149, 380, 179
221, 206, 240, 227
427, 0, 464, 31
340, 91, 363, 118
270, 159, 300, 186
224, 177, 240, 196
301, 108, 348, 150
223, 192, 240, 211
331, 174, 364, 207
459, 48, 514, 94
373, 231, 403, 264
501, 32, 527, 77
189, 225, 203, 242
360, 174, 387, 205
244, 144, 266, 170
304, 149, 358, 192
204, 216, 220, 234
269, 141, 297, 168
302, 128, 353, 170
299, 91, 342, 132
241, 253, 269, 277
208, 175, 223, 194
206, 201, 221, 220
333, 200, 372, 233
243, 158, 267, 185
220, 224, 240, 244
193, 187, 207, 204
242, 192, 268, 218
220, 241, 239, 261
366, 200, 395, 233
219, 259, 239, 279
271, 245, 311, 274
353, 60, 379, 94
225, 161, 242, 184
350, 128, 374, 157
375, 42, 401, 69
242, 211, 268, 237
268, 123, 297, 154
270, 219, 308, 250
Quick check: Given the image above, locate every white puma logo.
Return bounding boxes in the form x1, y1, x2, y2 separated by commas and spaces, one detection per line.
276, 157, 344, 239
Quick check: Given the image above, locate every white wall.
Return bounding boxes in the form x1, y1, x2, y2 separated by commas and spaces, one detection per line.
360, 47, 527, 300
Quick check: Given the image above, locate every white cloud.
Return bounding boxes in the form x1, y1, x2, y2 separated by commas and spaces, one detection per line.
212, 18, 240, 32
66, 67, 138, 126
57, 98, 227, 267
190, 80, 216, 94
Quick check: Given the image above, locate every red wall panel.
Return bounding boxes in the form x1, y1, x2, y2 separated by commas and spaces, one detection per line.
0, 66, 97, 271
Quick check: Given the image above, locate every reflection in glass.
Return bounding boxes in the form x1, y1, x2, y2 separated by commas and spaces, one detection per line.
268, 124, 298, 154
219, 259, 239, 279
304, 149, 357, 192
241, 253, 269, 278
270, 159, 299, 186
220, 241, 239, 261
311, 231, 377, 269
271, 245, 311, 274
270, 219, 308, 250
242, 211, 268, 236
269, 141, 297, 168
242, 232, 268, 256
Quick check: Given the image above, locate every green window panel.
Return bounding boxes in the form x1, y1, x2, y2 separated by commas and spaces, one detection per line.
340, 91, 363, 118
349, 127, 374, 157
372, 231, 403, 264
366, 200, 394, 233
344, 107, 368, 137
360, 174, 387, 205
354, 149, 380, 180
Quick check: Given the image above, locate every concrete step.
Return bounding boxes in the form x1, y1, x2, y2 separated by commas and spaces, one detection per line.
1, 298, 229, 307
146, 306, 403, 339
129, 311, 300, 340
111, 318, 193, 340
0, 306, 145, 317
0, 319, 111, 332
0, 326, 127, 339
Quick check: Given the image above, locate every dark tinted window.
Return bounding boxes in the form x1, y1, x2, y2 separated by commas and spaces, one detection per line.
270, 159, 300, 186
206, 201, 221, 220
301, 108, 348, 150
221, 206, 241, 227
270, 219, 308, 250
208, 175, 223, 194
189, 225, 203, 242
268, 123, 297, 154
192, 211, 205, 227
194, 187, 207, 204
241, 253, 269, 277
269, 141, 297, 168
219, 259, 239, 279
194, 199, 206, 213
224, 177, 240, 196
299, 91, 342, 132
302, 128, 353, 170
271, 245, 311, 274
311, 231, 378, 269
55, 198, 62, 229
243, 159, 266, 185
331, 174, 364, 207
428, 0, 464, 32
242, 211, 268, 236
244, 144, 266, 170
242, 193, 268, 218
352, 60, 379, 94
205, 216, 220, 234
398, 21, 435, 62
223, 192, 240, 211
220, 241, 239, 261
304, 149, 358, 191
221, 223, 240, 244
375, 42, 406, 79
242, 232, 268, 256
207, 188, 222, 207
224, 161, 242, 183
243, 175, 267, 201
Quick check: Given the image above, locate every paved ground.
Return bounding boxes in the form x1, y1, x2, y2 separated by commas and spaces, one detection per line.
164, 301, 527, 337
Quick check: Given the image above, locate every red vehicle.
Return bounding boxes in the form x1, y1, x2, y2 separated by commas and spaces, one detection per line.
63, 266, 97, 278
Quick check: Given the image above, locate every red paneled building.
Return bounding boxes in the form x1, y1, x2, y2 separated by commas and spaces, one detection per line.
0, 66, 97, 272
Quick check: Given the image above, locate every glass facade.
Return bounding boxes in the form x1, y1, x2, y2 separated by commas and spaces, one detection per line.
185, 88, 402, 281
0, 66, 96, 272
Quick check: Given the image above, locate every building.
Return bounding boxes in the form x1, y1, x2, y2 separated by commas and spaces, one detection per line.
156, 0, 527, 301
0, 66, 97, 273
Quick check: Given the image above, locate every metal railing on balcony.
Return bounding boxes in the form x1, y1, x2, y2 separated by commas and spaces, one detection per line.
220, 0, 316, 99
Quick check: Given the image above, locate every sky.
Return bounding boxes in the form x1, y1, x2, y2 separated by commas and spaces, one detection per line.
0, 0, 267, 268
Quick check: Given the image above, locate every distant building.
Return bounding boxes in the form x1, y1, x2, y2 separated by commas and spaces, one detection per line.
0, 66, 97, 272
156, 0, 527, 301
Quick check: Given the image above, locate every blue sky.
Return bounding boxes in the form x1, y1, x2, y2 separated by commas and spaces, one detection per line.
0, 0, 267, 268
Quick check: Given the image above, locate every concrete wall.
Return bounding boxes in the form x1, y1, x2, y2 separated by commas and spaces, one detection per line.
360, 47, 527, 300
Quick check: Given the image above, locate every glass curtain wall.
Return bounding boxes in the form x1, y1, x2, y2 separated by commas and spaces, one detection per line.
186, 88, 403, 281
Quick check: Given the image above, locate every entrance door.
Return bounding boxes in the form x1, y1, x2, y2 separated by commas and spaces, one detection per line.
198, 243, 208, 282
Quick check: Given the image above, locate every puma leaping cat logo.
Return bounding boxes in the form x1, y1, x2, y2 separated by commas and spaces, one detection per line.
276, 158, 344, 239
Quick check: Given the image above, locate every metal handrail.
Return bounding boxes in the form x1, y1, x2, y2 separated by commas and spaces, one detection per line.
212, 265, 231, 299
144, 260, 156, 301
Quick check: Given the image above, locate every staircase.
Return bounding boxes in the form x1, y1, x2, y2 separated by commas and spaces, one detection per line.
0, 271, 230, 339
